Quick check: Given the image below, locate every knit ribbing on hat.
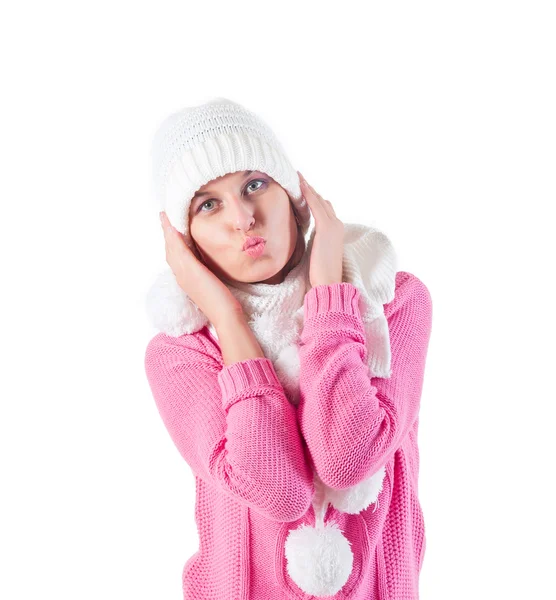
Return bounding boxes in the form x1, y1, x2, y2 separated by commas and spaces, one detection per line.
150, 97, 312, 249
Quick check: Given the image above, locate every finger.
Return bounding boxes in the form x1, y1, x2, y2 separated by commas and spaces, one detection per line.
300, 172, 329, 207
299, 173, 336, 220
311, 186, 335, 216
298, 172, 325, 206
160, 211, 169, 233
160, 211, 173, 230
160, 212, 180, 242
300, 174, 321, 200
299, 177, 328, 222
324, 199, 337, 217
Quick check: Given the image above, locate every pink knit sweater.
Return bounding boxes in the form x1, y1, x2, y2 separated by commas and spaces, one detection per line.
144, 270, 433, 599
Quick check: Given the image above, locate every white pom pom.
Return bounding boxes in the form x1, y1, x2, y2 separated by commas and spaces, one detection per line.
327, 465, 386, 514
284, 521, 354, 596
145, 268, 208, 336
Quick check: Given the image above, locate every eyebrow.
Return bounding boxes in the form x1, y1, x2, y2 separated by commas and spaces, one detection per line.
193, 170, 254, 199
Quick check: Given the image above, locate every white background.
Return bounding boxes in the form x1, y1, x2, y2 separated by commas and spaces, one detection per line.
2, 1, 554, 598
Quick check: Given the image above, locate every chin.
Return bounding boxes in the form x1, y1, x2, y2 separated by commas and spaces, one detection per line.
242, 260, 286, 285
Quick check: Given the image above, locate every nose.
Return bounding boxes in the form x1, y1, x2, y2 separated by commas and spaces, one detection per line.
228, 195, 255, 231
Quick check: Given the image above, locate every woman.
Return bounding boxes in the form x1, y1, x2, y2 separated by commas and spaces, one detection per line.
144, 97, 433, 599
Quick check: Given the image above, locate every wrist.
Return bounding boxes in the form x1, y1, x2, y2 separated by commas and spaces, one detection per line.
310, 280, 343, 288
213, 309, 246, 333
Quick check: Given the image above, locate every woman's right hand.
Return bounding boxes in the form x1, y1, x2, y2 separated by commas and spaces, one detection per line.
159, 211, 244, 329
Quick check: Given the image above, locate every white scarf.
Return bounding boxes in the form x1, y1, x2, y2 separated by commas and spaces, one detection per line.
145, 222, 398, 597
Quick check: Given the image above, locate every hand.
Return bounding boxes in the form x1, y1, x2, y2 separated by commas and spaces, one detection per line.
159, 211, 244, 327
297, 172, 344, 288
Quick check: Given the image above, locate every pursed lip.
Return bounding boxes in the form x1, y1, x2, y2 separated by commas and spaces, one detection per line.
242, 236, 266, 251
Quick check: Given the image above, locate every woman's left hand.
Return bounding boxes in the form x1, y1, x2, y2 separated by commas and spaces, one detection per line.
298, 171, 344, 288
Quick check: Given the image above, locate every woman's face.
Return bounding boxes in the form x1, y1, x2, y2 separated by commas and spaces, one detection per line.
188, 170, 302, 285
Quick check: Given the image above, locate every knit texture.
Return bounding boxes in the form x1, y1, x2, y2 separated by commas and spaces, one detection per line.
144, 270, 433, 599
146, 221, 398, 595
149, 97, 311, 248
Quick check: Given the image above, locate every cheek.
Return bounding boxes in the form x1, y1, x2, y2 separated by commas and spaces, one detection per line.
269, 199, 293, 226
191, 224, 230, 260
190, 218, 210, 243
190, 222, 209, 253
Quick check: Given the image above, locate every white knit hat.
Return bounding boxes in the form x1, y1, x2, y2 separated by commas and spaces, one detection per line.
150, 96, 312, 248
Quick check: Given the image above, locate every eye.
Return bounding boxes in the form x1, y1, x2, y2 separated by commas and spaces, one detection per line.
196, 179, 267, 213
246, 178, 266, 193
197, 199, 215, 213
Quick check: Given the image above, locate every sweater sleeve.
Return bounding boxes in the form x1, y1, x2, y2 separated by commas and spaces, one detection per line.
144, 329, 315, 522
297, 271, 433, 490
